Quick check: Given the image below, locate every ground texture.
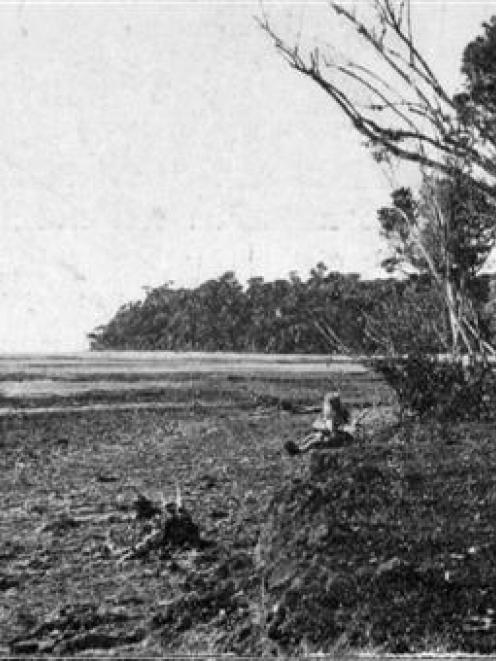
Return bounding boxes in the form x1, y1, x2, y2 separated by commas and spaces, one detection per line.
2, 368, 496, 655
1, 370, 331, 657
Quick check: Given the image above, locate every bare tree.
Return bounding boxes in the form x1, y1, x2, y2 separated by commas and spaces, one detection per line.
258, 1, 496, 194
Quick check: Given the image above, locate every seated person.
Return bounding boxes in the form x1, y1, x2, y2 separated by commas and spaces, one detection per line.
284, 391, 354, 455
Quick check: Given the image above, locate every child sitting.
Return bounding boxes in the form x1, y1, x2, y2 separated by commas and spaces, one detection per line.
284, 391, 353, 456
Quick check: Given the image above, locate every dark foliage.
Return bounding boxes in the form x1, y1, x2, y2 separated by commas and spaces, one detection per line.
378, 177, 496, 285
372, 354, 496, 420
455, 15, 496, 146
88, 266, 495, 354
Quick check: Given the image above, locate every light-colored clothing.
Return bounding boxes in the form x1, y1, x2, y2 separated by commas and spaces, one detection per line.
284, 391, 354, 456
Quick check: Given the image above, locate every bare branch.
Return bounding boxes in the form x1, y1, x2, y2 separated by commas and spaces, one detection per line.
258, 10, 496, 199
379, 0, 455, 109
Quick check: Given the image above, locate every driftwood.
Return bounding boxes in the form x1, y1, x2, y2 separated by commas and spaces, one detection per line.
105, 495, 207, 563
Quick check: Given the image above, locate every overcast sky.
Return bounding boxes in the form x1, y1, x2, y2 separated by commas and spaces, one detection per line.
0, 0, 494, 352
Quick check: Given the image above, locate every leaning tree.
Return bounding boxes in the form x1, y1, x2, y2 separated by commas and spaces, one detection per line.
376, 175, 496, 355
259, 1, 496, 357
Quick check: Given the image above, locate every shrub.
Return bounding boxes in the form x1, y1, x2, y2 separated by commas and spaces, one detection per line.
371, 354, 496, 420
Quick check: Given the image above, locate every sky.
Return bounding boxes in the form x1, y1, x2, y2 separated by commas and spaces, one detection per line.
0, 0, 495, 352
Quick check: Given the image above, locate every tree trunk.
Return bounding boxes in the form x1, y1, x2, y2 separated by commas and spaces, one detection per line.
445, 280, 464, 355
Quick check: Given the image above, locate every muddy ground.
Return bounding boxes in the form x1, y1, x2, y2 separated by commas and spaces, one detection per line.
2, 370, 387, 656
5, 368, 495, 656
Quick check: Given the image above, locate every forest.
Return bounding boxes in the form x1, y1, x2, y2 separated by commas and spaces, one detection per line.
88, 264, 496, 355
89, 7, 496, 360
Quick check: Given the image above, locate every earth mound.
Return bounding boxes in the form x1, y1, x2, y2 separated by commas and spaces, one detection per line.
245, 422, 496, 654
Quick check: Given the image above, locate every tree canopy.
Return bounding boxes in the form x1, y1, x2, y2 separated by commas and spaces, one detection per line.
260, 2, 496, 355
88, 266, 495, 355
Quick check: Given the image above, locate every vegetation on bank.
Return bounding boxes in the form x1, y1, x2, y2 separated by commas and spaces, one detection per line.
255, 419, 496, 655
88, 266, 495, 355
89, 10, 496, 360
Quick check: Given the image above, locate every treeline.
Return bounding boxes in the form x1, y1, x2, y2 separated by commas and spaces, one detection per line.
88, 264, 495, 354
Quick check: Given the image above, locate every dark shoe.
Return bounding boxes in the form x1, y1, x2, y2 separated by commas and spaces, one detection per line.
284, 440, 301, 456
